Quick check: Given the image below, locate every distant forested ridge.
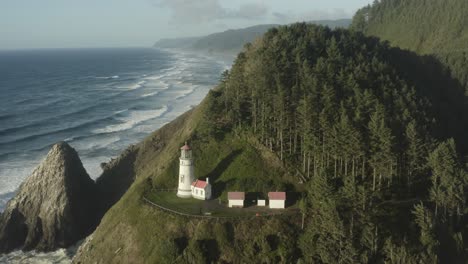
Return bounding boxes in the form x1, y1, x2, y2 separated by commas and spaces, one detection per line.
151, 36, 202, 49
154, 19, 352, 54
191, 24, 278, 54
205, 23, 468, 262
351, 0, 468, 93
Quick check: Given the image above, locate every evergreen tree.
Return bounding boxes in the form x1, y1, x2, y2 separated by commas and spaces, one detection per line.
428, 139, 465, 217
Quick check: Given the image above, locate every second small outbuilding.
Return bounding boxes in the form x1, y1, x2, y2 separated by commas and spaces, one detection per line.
268, 192, 286, 209
228, 192, 245, 208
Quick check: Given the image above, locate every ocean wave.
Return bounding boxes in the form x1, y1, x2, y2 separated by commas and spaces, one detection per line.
72, 135, 122, 154
145, 80, 170, 90
141, 91, 159, 98
0, 114, 13, 121
129, 80, 146, 90
0, 157, 41, 199
0, 48, 228, 234
0, 111, 124, 146
175, 85, 199, 100
13, 98, 36, 105
0, 93, 132, 137
144, 74, 165, 80
0, 240, 82, 264
95, 75, 119, 79
116, 80, 146, 91
13, 98, 65, 113
0, 191, 16, 212
160, 66, 177, 73
92, 105, 169, 134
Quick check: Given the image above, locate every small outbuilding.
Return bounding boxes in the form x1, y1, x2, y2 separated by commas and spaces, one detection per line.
257, 199, 266, 206
268, 192, 286, 209
228, 192, 245, 208
191, 178, 212, 200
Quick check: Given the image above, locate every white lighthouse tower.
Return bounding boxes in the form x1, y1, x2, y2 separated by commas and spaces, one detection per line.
177, 142, 195, 198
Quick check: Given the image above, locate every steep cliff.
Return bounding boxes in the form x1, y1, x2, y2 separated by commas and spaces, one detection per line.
0, 142, 97, 252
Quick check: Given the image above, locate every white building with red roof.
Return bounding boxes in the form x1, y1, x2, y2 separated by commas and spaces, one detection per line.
177, 142, 213, 200
191, 178, 212, 200
268, 192, 286, 209
228, 192, 245, 208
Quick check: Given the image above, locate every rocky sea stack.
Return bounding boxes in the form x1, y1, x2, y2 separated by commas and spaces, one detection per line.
0, 142, 97, 253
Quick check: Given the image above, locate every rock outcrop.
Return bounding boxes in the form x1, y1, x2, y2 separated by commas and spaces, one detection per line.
0, 142, 97, 253
95, 145, 138, 218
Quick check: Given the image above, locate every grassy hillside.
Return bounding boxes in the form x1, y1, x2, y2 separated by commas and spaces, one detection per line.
351, 0, 468, 91
73, 94, 301, 263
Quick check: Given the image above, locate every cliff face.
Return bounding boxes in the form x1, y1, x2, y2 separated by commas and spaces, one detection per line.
0, 142, 97, 253
95, 145, 138, 218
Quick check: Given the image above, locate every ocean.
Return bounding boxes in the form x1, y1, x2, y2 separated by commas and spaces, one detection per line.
0, 48, 229, 262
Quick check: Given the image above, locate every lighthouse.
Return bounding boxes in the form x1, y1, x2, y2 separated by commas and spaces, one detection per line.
177, 142, 195, 198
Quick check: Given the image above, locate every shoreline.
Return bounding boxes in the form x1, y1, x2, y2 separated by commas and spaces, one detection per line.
0, 47, 233, 210
0, 47, 233, 263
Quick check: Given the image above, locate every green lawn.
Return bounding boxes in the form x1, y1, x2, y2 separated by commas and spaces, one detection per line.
147, 191, 205, 215
152, 132, 300, 199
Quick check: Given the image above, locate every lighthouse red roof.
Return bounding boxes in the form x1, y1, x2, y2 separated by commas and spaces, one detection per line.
181, 143, 191, 150
191, 179, 208, 189
268, 192, 286, 200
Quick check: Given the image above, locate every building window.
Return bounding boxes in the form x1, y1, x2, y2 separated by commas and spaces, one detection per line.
201, 190, 204, 196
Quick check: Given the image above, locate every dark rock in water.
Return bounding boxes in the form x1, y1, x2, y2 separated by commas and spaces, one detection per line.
0, 142, 97, 253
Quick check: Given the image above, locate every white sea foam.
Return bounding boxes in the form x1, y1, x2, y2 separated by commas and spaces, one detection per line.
91, 105, 169, 134
0, 249, 72, 264
64, 136, 76, 142
95, 75, 119, 79
0, 159, 40, 202
114, 109, 129, 115
144, 74, 168, 81
128, 80, 146, 90
141, 91, 159, 98
0, 239, 83, 264
174, 85, 198, 100
72, 135, 122, 153
160, 66, 177, 72
81, 156, 111, 179
142, 81, 169, 93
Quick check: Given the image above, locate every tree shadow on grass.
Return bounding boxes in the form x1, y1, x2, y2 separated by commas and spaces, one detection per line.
204, 149, 243, 198
285, 192, 303, 208
244, 192, 264, 208
211, 180, 235, 200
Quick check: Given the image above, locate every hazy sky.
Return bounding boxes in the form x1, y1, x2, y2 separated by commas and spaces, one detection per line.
0, 0, 373, 49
